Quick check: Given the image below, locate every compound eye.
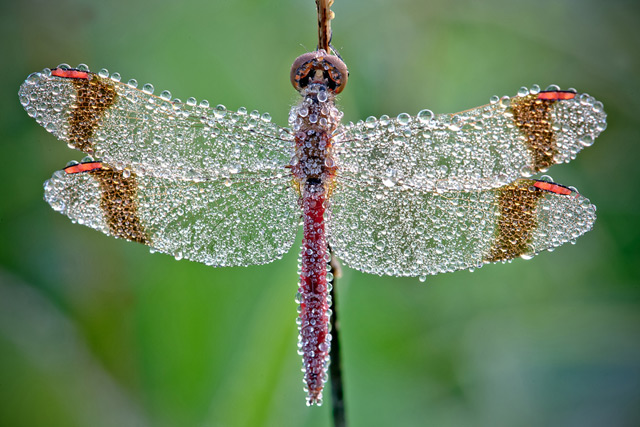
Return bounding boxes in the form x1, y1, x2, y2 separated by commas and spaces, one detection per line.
290, 50, 348, 94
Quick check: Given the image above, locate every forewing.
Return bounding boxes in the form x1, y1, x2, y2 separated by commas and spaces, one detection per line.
44, 163, 299, 267
19, 67, 293, 181
327, 178, 596, 277
336, 87, 606, 192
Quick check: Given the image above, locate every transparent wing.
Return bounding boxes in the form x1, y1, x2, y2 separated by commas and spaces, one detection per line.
335, 86, 606, 192
19, 67, 293, 181
44, 163, 299, 267
327, 178, 596, 277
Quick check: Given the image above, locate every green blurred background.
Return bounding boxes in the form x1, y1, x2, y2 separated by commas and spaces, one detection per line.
1, 0, 639, 426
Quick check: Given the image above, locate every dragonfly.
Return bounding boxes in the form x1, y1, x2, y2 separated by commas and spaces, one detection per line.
19, 47, 605, 405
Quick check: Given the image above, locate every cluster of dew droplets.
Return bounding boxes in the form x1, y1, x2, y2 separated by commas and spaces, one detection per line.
296, 188, 333, 406
18, 64, 91, 142
115, 73, 283, 180
289, 85, 343, 131
328, 174, 597, 281
334, 84, 606, 195
44, 154, 300, 267
22, 64, 301, 267
289, 84, 343, 183
19, 63, 289, 184
326, 83, 604, 278
289, 80, 344, 406
528, 174, 597, 256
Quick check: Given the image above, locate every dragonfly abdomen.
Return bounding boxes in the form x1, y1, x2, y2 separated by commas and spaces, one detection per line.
298, 181, 331, 406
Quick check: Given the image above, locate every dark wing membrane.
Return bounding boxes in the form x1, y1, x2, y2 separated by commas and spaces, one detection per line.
44, 164, 299, 267
336, 87, 606, 192
327, 178, 596, 277
19, 68, 293, 181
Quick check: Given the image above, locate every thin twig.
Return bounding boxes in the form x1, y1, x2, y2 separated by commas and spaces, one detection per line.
316, 0, 335, 52
318, 1, 344, 424
329, 247, 346, 427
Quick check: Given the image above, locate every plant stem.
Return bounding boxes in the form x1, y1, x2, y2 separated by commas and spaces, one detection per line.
329, 248, 346, 427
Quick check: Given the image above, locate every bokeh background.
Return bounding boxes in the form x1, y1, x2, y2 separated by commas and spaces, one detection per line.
1, 0, 639, 426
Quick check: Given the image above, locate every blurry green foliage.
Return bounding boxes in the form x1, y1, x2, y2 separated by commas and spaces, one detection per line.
1, 0, 639, 426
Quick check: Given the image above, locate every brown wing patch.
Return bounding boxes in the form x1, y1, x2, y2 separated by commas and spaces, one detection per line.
69, 76, 117, 153
511, 94, 560, 171
486, 180, 544, 262
89, 167, 149, 244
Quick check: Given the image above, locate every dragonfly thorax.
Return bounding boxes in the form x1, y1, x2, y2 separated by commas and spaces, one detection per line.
290, 84, 341, 189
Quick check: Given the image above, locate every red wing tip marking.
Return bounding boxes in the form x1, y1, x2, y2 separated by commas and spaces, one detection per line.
537, 90, 576, 101
533, 180, 573, 195
64, 162, 105, 174
51, 68, 90, 80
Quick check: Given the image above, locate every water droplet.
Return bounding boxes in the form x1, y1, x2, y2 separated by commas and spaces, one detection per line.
98, 68, 109, 78
396, 112, 411, 126
365, 116, 377, 128
448, 116, 462, 131
417, 109, 434, 124
592, 101, 604, 113
520, 251, 534, 260
578, 135, 594, 147
382, 176, 395, 187
142, 83, 154, 94
579, 93, 593, 105
25, 72, 40, 85
520, 165, 534, 177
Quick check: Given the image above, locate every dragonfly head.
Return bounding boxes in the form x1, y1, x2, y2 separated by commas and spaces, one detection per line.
290, 50, 348, 94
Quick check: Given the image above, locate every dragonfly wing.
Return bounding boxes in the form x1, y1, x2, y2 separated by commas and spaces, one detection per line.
19, 68, 293, 181
44, 163, 299, 267
327, 178, 596, 277
336, 87, 606, 192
